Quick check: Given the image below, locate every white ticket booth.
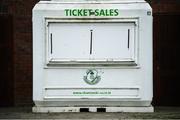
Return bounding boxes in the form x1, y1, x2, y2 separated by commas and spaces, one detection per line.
33, 0, 153, 112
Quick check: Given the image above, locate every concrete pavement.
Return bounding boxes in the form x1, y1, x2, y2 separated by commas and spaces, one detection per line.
0, 107, 180, 119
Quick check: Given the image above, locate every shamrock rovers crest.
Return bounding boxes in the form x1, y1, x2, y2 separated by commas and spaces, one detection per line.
83, 69, 101, 85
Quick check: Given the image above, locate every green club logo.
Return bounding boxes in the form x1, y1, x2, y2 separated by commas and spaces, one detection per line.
83, 69, 101, 85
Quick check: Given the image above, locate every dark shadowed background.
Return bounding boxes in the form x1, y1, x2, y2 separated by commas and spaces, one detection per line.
0, 0, 180, 107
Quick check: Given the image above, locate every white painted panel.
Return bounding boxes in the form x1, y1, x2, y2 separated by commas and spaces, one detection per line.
92, 23, 135, 60
49, 23, 90, 59
44, 88, 139, 99
48, 22, 135, 63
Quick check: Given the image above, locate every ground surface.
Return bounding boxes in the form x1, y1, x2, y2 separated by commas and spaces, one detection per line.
0, 107, 180, 119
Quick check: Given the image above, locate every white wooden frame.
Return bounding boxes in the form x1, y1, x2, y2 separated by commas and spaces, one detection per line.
45, 18, 139, 66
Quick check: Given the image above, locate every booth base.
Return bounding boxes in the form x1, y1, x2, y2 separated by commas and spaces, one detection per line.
32, 106, 154, 113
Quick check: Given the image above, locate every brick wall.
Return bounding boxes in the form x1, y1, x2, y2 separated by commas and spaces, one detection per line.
1, 0, 39, 106
12, 0, 38, 106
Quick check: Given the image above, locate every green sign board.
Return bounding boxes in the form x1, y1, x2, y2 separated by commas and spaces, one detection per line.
65, 9, 119, 16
